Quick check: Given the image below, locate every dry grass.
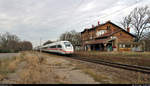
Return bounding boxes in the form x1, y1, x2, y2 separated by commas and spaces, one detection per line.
0, 56, 22, 80
19, 66, 43, 84
1, 51, 149, 84
0, 74, 4, 81
135, 72, 150, 84
75, 60, 150, 84
8, 56, 22, 72
75, 51, 150, 58
0, 51, 45, 83
16, 51, 58, 84
0, 51, 60, 84
74, 51, 150, 67
17, 51, 45, 84
82, 68, 110, 84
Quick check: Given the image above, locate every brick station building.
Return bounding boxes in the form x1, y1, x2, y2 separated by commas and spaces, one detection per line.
81, 21, 144, 52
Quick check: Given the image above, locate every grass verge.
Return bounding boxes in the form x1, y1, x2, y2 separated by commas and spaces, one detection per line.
0, 55, 23, 80
82, 68, 110, 84
74, 51, 150, 67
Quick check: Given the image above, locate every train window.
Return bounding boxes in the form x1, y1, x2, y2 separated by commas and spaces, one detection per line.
57, 45, 62, 48
64, 42, 71, 47
50, 45, 56, 48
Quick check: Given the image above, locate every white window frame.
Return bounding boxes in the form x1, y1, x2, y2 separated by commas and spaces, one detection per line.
96, 30, 107, 36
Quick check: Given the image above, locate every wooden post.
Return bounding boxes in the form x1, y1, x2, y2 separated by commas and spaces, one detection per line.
142, 41, 146, 52
117, 43, 120, 52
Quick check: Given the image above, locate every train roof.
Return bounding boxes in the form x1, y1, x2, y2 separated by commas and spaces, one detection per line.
59, 41, 70, 43
41, 41, 71, 47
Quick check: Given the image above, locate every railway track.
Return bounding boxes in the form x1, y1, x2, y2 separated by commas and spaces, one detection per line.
67, 55, 150, 74
42, 52, 150, 74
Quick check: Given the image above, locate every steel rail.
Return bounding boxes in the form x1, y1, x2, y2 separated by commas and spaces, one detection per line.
68, 56, 150, 74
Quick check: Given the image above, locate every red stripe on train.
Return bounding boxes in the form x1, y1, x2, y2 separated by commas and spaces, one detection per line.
46, 48, 73, 53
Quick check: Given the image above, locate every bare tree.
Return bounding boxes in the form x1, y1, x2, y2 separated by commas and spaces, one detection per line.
59, 30, 82, 48
7, 40, 20, 52
121, 6, 150, 41
43, 40, 53, 45
0, 32, 20, 50
19, 41, 33, 51
0, 32, 33, 52
142, 32, 150, 51
120, 15, 132, 30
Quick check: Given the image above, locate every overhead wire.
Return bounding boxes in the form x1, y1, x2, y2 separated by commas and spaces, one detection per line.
67, 0, 141, 29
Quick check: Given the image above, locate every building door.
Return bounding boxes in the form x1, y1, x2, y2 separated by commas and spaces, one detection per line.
107, 43, 113, 51
95, 44, 100, 51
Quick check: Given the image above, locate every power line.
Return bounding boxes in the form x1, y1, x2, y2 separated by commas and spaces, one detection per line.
68, 0, 141, 29
83, 6, 134, 26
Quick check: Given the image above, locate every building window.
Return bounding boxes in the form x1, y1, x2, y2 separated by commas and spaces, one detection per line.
107, 26, 110, 30
90, 36, 93, 39
96, 30, 107, 36
123, 44, 125, 48
120, 44, 131, 48
119, 44, 122, 48
133, 44, 138, 48
126, 44, 131, 48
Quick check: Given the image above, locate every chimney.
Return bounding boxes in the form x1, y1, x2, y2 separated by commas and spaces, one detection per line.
106, 20, 111, 23
85, 28, 88, 31
127, 27, 130, 33
92, 25, 94, 28
98, 21, 100, 25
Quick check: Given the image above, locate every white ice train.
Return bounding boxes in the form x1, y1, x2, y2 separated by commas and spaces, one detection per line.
40, 41, 74, 54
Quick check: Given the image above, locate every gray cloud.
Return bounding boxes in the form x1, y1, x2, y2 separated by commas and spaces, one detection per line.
0, 0, 149, 47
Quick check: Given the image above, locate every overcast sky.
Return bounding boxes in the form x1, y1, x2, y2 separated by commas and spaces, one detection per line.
0, 0, 150, 47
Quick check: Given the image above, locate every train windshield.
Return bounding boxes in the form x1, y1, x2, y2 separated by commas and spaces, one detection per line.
64, 42, 71, 47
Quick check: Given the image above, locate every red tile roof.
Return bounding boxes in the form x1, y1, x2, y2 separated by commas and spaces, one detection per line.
81, 21, 136, 38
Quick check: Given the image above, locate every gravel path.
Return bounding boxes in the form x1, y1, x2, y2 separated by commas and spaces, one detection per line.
46, 57, 100, 84
0, 52, 100, 84
1, 52, 149, 84
0, 53, 19, 59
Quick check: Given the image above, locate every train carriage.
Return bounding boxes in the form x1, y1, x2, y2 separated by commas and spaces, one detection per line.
40, 41, 74, 54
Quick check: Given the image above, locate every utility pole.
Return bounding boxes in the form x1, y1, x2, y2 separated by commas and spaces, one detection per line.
40, 37, 42, 53
37, 37, 42, 62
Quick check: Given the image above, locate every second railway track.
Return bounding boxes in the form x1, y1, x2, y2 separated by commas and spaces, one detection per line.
66, 55, 150, 74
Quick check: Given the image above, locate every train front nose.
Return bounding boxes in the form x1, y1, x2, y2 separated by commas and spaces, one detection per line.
65, 47, 74, 54
63, 41, 74, 54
